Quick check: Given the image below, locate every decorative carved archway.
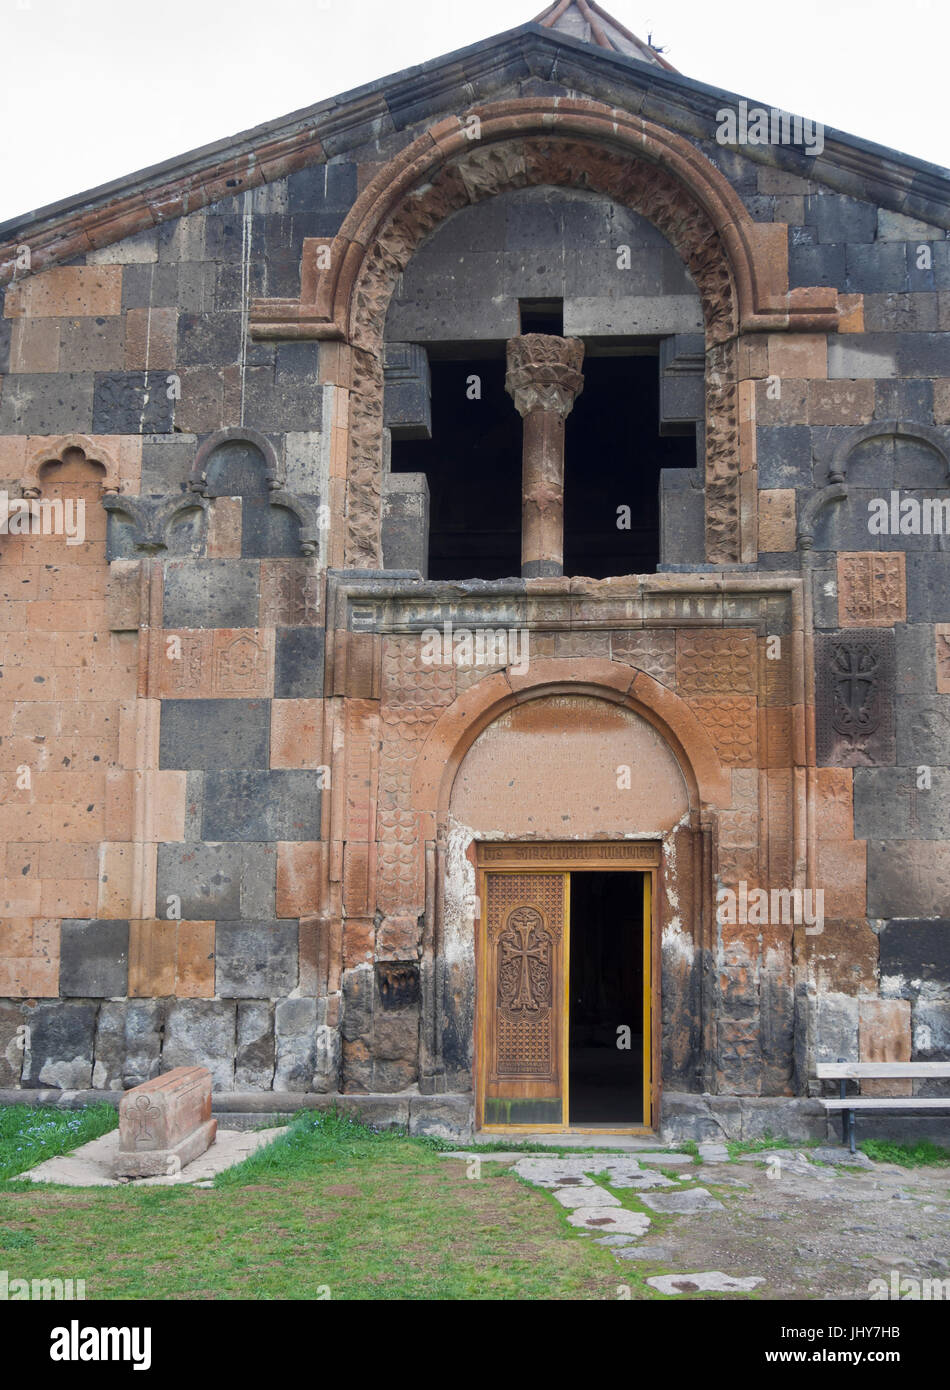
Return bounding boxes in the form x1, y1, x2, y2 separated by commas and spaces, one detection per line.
251, 97, 839, 568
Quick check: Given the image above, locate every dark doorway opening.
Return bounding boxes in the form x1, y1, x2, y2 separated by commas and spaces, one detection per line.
569, 871, 645, 1125
564, 353, 695, 577
391, 356, 522, 580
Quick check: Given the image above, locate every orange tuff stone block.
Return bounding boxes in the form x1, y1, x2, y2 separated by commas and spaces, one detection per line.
155, 630, 214, 699
343, 842, 371, 916
271, 699, 324, 769
39, 878, 97, 917
859, 999, 912, 1096
807, 380, 874, 426
115, 1066, 216, 1178
276, 842, 322, 918
936, 625, 950, 694
934, 380, 950, 425
343, 916, 374, 968
757, 490, 796, 553
210, 628, 275, 698
0, 918, 60, 997
837, 552, 906, 627
10, 317, 61, 372
206, 496, 243, 559
5, 265, 123, 318
124, 307, 178, 370
816, 839, 867, 919
815, 768, 854, 840
767, 333, 827, 379
129, 919, 214, 998
837, 293, 864, 333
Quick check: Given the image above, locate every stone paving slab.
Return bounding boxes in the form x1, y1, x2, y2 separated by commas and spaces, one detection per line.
567, 1206, 651, 1235
641, 1187, 725, 1214
551, 1184, 620, 1209
648, 1272, 764, 1295
18, 1127, 285, 1187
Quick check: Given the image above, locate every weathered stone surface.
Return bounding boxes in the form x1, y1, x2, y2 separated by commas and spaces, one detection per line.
274, 997, 318, 1091
648, 1271, 763, 1294
815, 631, 895, 767
879, 920, 950, 989
566, 1206, 651, 1235
162, 1001, 235, 1089
235, 1001, 275, 1090
59, 920, 129, 998
23, 1002, 97, 1089
201, 771, 322, 841
156, 842, 276, 921
93, 1000, 164, 1090
407, 1094, 473, 1140
641, 1187, 725, 1214
215, 922, 298, 999
163, 559, 260, 629
114, 1066, 216, 1178
0, 1002, 26, 1087
159, 699, 271, 771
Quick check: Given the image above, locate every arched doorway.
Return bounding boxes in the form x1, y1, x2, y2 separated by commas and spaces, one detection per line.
445, 690, 691, 1131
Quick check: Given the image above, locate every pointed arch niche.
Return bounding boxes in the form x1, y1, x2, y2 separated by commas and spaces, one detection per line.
250, 97, 839, 568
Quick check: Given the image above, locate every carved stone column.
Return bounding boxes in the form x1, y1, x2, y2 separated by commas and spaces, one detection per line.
505, 334, 585, 578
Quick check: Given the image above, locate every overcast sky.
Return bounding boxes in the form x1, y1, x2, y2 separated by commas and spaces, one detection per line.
1, 0, 947, 226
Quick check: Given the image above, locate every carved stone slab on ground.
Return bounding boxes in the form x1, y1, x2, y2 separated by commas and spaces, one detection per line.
114, 1064, 216, 1178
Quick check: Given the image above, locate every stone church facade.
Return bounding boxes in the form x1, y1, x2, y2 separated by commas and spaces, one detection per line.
0, 3, 948, 1138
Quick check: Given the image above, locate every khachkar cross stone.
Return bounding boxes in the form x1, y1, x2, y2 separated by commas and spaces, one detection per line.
505, 334, 585, 578
498, 906, 552, 1017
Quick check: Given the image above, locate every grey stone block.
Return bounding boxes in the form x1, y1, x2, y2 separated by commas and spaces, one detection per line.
92, 372, 174, 434
914, 1000, 950, 1059
159, 699, 271, 771
201, 770, 321, 841
215, 921, 299, 998
894, 694, 950, 765
864, 293, 938, 333
846, 243, 909, 294
879, 920, 950, 990
815, 993, 859, 1064
274, 997, 318, 1091
92, 1000, 164, 1090
60, 920, 129, 998
897, 332, 950, 378
140, 434, 198, 496
155, 842, 277, 921
906, 554, 950, 623
806, 193, 876, 244
854, 767, 950, 839
788, 241, 845, 290
0, 1002, 25, 1087
240, 495, 304, 559
659, 467, 705, 566
275, 342, 321, 385
384, 343, 432, 440
242, 366, 325, 433
868, 841, 950, 918
121, 262, 180, 310
895, 623, 938, 696
757, 425, 813, 489
284, 428, 330, 494
286, 160, 357, 215
236, 1000, 275, 1089
275, 626, 325, 699
163, 1000, 236, 1089
874, 380, 933, 424
382, 472, 429, 575
176, 308, 242, 364
408, 1094, 474, 1140
162, 558, 260, 628
23, 1002, 97, 1088
0, 373, 94, 434
827, 336, 898, 379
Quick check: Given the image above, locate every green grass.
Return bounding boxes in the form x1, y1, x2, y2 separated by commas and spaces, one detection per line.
859, 1138, 950, 1168
725, 1132, 818, 1160
0, 1103, 117, 1182
0, 1108, 641, 1299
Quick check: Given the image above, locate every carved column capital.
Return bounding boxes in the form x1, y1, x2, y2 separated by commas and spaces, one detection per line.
505, 334, 585, 419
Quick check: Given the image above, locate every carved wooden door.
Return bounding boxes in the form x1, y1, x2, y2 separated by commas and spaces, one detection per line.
480, 872, 568, 1127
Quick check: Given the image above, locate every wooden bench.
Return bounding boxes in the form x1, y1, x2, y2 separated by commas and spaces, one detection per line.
816, 1062, 950, 1154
